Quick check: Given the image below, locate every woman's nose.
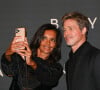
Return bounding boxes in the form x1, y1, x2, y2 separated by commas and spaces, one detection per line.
46, 39, 50, 44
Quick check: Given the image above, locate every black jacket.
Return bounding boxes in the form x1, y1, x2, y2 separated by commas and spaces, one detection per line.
65, 41, 100, 90
1, 53, 63, 90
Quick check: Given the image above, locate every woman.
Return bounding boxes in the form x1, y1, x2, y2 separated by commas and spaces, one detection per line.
1, 24, 63, 90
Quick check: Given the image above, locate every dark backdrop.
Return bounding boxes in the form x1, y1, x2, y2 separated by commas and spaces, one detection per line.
0, 0, 100, 90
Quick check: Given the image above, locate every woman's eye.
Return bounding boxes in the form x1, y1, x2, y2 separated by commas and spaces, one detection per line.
51, 39, 56, 42
41, 36, 46, 40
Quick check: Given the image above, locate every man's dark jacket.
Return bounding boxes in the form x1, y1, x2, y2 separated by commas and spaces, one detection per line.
65, 41, 100, 90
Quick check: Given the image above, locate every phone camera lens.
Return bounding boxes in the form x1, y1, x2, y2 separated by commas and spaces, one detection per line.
16, 29, 19, 33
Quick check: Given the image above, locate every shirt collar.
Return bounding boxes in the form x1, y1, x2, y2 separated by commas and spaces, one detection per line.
69, 41, 90, 58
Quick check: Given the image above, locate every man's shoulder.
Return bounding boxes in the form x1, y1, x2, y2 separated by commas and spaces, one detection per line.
88, 42, 100, 56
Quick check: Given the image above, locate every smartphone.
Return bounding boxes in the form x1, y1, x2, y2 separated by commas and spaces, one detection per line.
15, 27, 26, 42
15, 27, 26, 49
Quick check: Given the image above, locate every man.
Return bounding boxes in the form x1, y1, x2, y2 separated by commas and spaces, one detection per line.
62, 12, 100, 90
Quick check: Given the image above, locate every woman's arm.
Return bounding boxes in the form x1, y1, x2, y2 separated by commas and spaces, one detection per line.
1, 53, 15, 77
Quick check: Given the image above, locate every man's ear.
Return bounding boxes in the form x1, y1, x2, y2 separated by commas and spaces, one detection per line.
82, 27, 87, 35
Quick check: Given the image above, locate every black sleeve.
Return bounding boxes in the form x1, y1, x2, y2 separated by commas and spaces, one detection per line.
1, 53, 18, 77
33, 57, 63, 87
93, 53, 100, 90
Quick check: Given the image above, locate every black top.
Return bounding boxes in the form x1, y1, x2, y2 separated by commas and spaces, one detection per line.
65, 41, 100, 90
1, 53, 63, 90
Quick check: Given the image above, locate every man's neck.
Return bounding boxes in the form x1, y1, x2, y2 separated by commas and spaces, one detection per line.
72, 40, 86, 53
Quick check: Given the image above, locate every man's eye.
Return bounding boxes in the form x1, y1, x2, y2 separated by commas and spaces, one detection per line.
63, 29, 67, 32
68, 26, 73, 30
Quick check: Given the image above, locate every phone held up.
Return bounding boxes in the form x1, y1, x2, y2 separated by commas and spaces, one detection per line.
15, 27, 27, 60
15, 27, 27, 48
